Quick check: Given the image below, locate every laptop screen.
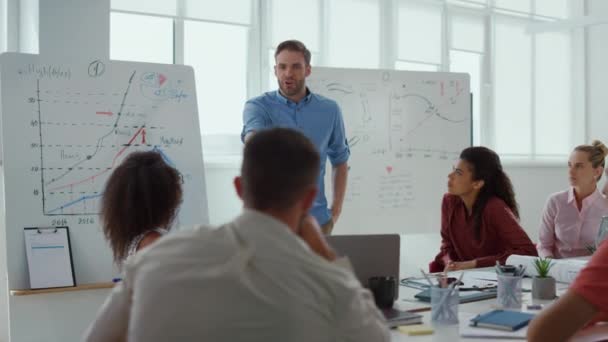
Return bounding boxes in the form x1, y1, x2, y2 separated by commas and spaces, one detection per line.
326, 234, 400, 297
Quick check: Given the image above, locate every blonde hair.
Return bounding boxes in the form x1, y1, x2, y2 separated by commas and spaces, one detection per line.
574, 140, 608, 181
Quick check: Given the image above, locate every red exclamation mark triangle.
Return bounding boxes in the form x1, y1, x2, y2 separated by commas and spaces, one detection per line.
142, 129, 147, 144
158, 74, 167, 86
386, 166, 393, 174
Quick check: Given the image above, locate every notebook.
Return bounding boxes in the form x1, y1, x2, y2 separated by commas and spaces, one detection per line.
414, 287, 497, 304
469, 310, 535, 331
381, 308, 423, 328
460, 314, 528, 339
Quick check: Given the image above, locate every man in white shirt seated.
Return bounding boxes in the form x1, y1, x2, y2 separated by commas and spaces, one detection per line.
84, 127, 389, 342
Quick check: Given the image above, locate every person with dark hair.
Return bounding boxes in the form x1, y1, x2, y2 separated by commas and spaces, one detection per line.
84, 128, 388, 342
538, 140, 608, 258
101, 150, 183, 263
429, 146, 537, 272
242, 39, 350, 234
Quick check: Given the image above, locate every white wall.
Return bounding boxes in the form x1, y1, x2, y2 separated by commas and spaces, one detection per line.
587, 0, 608, 144
9, 289, 111, 342
4, 1, 110, 341
205, 161, 242, 225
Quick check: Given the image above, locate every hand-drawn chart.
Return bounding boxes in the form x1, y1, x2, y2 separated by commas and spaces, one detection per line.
0, 53, 208, 289
308, 68, 471, 234
34, 70, 188, 216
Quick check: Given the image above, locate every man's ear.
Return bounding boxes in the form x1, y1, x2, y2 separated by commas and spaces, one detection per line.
305, 64, 311, 77
234, 176, 244, 200
300, 186, 317, 213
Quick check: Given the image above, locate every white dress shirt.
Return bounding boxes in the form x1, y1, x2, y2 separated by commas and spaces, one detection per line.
84, 209, 389, 342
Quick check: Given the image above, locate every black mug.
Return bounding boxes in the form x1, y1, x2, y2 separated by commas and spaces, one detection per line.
368, 276, 397, 309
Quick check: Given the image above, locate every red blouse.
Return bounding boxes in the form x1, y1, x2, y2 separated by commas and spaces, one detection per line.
430, 194, 537, 272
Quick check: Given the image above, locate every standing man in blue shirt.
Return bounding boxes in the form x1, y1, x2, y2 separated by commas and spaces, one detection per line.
242, 40, 350, 234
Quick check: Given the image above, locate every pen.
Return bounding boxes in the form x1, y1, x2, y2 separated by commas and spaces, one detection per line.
420, 269, 434, 287
431, 272, 464, 322
495, 261, 503, 275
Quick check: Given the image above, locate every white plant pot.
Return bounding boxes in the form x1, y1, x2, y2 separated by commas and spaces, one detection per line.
532, 276, 556, 300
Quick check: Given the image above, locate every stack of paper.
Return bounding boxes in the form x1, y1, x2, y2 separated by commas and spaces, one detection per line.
382, 308, 423, 327
505, 255, 590, 284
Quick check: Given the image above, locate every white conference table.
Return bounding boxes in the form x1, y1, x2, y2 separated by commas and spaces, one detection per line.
390, 269, 570, 341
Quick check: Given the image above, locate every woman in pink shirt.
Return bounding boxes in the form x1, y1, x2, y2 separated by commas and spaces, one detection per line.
537, 140, 608, 259
430, 147, 537, 272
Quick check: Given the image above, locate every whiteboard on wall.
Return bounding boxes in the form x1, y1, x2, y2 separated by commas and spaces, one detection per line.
308, 67, 471, 235
0, 53, 209, 289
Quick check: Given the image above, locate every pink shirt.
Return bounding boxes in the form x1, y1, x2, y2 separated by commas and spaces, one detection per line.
537, 187, 608, 258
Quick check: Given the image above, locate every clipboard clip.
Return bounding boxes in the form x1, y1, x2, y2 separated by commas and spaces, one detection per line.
37, 227, 58, 234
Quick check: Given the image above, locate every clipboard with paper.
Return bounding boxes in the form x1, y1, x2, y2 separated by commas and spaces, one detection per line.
24, 226, 76, 289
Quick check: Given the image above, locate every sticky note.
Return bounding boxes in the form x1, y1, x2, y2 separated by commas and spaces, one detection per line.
398, 325, 434, 336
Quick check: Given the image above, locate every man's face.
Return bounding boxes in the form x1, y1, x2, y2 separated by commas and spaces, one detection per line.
274, 49, 311, 98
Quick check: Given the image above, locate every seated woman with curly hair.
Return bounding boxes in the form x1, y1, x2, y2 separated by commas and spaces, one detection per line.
101, 150, 183, 264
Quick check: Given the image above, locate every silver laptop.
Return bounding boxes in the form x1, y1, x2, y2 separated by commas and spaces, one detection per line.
596, 215, 608, 248
326, 234, 420, 327
326, 234, 400, 298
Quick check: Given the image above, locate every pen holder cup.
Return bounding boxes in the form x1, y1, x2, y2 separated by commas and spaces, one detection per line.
430, 286, 459, 325
497, 274, 523, 309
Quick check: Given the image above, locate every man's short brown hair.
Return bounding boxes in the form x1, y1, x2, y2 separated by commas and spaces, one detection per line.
242, 128, 320, 210
274, 40, 312, 65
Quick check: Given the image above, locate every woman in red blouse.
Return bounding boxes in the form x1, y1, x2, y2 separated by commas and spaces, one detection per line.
429, 146, 537, 273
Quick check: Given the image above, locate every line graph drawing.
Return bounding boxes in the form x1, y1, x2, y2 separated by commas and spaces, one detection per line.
389, 90, 468, 152
31, 70, 190, 216
41, 71, 136, 188
309, 73, 469, 159
307, 67, 470, 235
1, 54, 209, 293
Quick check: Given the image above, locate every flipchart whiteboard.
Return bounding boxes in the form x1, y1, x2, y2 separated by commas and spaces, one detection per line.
308, 67, 471, 234
0, 53, 209, 289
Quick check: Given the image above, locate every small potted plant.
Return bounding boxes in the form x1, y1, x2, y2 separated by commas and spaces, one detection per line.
532, 257, 556, 300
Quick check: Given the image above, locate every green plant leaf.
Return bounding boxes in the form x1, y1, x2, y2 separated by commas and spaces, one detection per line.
533, 257, 554, 278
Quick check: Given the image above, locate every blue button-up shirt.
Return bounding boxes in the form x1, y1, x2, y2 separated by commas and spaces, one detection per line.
242, 89, 350, 225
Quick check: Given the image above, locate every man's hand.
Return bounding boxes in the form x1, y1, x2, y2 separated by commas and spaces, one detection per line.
298, 215, 336, 261
444, 259, 477, 272
330, 205, 342, 224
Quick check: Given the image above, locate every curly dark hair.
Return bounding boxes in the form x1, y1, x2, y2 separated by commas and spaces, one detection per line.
101, 150, 182, 263
460, 146, 519, 240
